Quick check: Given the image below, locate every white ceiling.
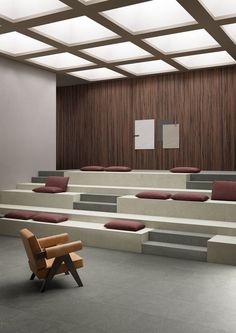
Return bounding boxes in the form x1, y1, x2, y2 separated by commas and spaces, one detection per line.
0, 0, 236, 84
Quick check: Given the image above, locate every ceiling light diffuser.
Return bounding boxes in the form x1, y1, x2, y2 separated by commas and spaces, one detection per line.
144, 29, 219, 54
0, 31, 54, 56
69, 67, 125, 81
0, 0, 70, 22
118, 60, 178, 75
173, 51, 236, 69
198, 0, 236, 20
101, 0, 196, 34
221, 23, 236, 44
78, 0, 108, 4
31, 16, 119, 46
81, 42, 152, 63
27, 52, 95, 70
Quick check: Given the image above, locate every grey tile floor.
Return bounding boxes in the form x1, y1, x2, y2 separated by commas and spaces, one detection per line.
1, 235, 236, 333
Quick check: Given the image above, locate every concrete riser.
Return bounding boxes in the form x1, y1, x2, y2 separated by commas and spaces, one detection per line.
31, 177, 47, 183
142, 244, 207, 261
190, 174, 236, 181
73, 202, 117, 213
149, 232, 211, 247
80, 193, 118, 203
38, 171, 64, 177
186, 181, 212, 190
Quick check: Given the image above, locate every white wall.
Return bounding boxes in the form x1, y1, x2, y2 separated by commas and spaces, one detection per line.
0, 57, 56, 190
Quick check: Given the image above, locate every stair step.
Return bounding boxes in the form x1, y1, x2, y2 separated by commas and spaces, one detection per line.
38, 170, 64, 177
186, 181, 212, 190
142, 241, 207, 261
73, 201, 117, 213
149, 229, 213, 247
80, 193, 119, 203
31, 176, 47, 183
190, 174, 236, 181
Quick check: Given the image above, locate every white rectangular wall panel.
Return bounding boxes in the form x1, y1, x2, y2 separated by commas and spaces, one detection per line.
135, 119, 155, 150
163, 124, 179, 149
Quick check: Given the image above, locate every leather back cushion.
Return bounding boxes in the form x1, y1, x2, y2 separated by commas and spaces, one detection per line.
170, 167, 201, 173
211, 181, 236, 201
19, 228, 46, 270
104, 166, 131, 172
5, 210, 36, 220
32, 186, 64, 193
104, 220, 145, 231
45, 176, 69, 191
33, 213, 68, 223
171, 192, 209, 202
80, 166, 105, 171
136, 191, 171, 200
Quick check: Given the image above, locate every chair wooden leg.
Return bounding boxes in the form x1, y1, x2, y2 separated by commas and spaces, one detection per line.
40, 255, 83, 292
64, 255, 83, 287
40, 257, 63, 292
30, 273, 35, 280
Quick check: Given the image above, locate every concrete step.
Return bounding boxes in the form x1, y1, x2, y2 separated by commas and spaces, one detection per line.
149, 229, 213, 247
186, 181, 212, 190
38, 170, 64, 177
80, 193, 119, 203
31, 176, 47, 183
142, 241, 207, 261
73, 201, 117, 213
190, 174, 236, 181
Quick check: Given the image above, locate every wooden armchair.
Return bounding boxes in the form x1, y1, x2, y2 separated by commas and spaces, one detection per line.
19, 228, 84, 292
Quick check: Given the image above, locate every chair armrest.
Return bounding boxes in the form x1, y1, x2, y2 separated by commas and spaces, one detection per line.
38, 233, 69, 248
45, 240, 83, 259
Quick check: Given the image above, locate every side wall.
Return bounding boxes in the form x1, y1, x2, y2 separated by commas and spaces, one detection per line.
0, 57, 56, 190
57, 66, 236, 170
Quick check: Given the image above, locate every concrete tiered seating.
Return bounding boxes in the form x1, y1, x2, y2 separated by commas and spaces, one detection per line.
117, 195, 236, 222
186, 171, 236, 190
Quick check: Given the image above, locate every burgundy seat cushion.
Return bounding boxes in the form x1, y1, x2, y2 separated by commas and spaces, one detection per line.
211, 181, 236, 201
136, 191, 172, 200
170, 167, 201, 173
32, 213, 68, 223
80, 166, 105, 171
171, 192, 209, 202
32, 186, 64, 193
104, 166, 131, 172
4, 210, 36, 220
104, 220, 145, 231
45, 176, 69, 192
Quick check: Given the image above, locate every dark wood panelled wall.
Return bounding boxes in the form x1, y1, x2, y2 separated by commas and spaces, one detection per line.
57, 66, 236, 170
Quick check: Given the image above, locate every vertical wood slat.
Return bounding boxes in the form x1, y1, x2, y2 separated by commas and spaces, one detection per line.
57, 66, 236, 170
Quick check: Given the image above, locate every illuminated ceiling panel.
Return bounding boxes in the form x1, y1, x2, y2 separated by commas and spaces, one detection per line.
28, 52, 94, 70
0, 0, 70, 22
198, 0, 236, 20
118, 60, 178, 75
0, 31, 54, 56
81, 42, 153, 62
31, 16, 119, 46
144, 29, 219, 54
173, 51, 236, 69
69, 67, 125, 81
101, 0, 196, 34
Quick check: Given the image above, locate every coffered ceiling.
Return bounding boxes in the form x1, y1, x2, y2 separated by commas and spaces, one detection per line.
0, 0, 236, 85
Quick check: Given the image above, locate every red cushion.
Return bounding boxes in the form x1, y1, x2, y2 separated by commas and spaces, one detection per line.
136, 191, 171, 200
32, 186, 64, 193
211, 181, 236, 201
80, 166, 105, 171
4, 210, 36, 220
171, 192, 209, 202
45, 176, 69, 192
33, 213, 68, 223
104, 220, 145, 231
170, 167, 201, 173
104, 166, 131, 172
